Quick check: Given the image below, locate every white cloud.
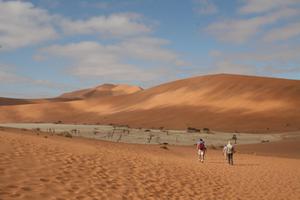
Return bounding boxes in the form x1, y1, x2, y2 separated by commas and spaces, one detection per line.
205, 7, 299, 43
239, 0, 300, 14
0, 0, 58, 51
60, 13, 152, 38
193, 0, 218, 15
212, 60, 257, 75
263, 22, 300, 42
262, 65, 300, 74
108, 37, 185, 65
0, 1, 154, 51
0, 64, 70, 90
208, 43, 300, 77
38, 38, 186, 81
232, 44, 300, 63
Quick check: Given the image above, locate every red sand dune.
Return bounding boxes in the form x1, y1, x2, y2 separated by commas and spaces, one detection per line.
59, 84, 143, 99
0, 128, 300, 200
0, 74, 300, 132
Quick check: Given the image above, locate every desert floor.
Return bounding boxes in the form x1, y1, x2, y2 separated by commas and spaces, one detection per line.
0, 123, 285, 146
1, 128, 300, 200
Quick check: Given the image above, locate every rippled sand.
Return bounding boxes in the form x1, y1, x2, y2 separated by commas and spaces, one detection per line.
1, 129, 300, 200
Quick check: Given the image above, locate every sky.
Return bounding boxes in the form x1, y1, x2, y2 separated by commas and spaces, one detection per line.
1, 0, 300, 98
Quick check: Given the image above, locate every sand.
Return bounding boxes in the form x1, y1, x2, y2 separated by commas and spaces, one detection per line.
1, 129, 300, 200
237, 138, 300, 159
1, 74, 300, 133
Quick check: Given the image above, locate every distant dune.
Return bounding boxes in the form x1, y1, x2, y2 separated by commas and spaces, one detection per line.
0, 97, 32, 106
0, 74, 300, 132
59, 84, 143, 99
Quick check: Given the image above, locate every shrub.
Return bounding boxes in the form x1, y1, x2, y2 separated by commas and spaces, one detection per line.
160, 146, 169, 150
187, 127, 200, 133
202, 128, 210, 133
64, 132, 73, 138
261, 140, 269, 143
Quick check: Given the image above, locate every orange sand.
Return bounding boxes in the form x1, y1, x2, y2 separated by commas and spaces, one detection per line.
238, 138, 300, 159
1, 129, 300, 200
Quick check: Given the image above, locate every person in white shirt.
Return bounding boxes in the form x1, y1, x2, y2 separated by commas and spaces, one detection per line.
226, 141, 235, 165
223, 145, 227, 160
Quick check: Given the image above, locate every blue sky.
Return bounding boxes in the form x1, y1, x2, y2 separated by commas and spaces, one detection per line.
1, 0, 300, 98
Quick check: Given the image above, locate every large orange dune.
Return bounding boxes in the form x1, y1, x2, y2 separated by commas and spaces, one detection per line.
0, 74, 300, 132
0, 128, 300, 200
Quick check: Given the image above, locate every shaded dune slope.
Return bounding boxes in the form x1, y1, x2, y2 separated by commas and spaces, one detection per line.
0, 74, 300, 132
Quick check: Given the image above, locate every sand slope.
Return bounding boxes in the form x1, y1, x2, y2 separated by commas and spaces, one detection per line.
0, 129, 300, 200
0, 74, 300, 132
59, 84, 143, 99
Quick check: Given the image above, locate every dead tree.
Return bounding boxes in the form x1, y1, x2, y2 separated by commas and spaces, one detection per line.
232, 134, 237, 144
147, 134, 155, 143
117, 134, 123, 142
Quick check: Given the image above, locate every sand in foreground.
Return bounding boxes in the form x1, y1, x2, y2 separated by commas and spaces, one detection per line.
1, 129, 300, 200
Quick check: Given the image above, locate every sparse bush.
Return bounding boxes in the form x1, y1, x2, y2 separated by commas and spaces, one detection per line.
160, 142, 169, 150
64, 132, 73, 138
187, 127, 200, 133
202, 128, 210, 133
232, 134, 237, 144
93, 131, 98, 135
261, 140, 269, 143
160, 146, 169, 150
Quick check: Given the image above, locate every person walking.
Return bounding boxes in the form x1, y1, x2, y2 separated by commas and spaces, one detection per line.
196, 138, 206, 163
226, 141, 235, 165
223, 145, 227, 160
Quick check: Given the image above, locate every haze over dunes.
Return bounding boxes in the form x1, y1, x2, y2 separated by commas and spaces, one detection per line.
0, 74, 300, 132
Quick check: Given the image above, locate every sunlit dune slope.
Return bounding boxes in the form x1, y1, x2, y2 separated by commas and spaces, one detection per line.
0, 74, 300, 132
59, 84, 143, 99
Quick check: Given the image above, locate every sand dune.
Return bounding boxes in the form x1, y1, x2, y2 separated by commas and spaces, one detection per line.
0, 97, 31, 106
59, 84, 143, 99
0, 74, 300, 132
0, 128, 300, 200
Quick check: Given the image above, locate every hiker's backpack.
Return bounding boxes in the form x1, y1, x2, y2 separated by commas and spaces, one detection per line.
199, 142, 205, 150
